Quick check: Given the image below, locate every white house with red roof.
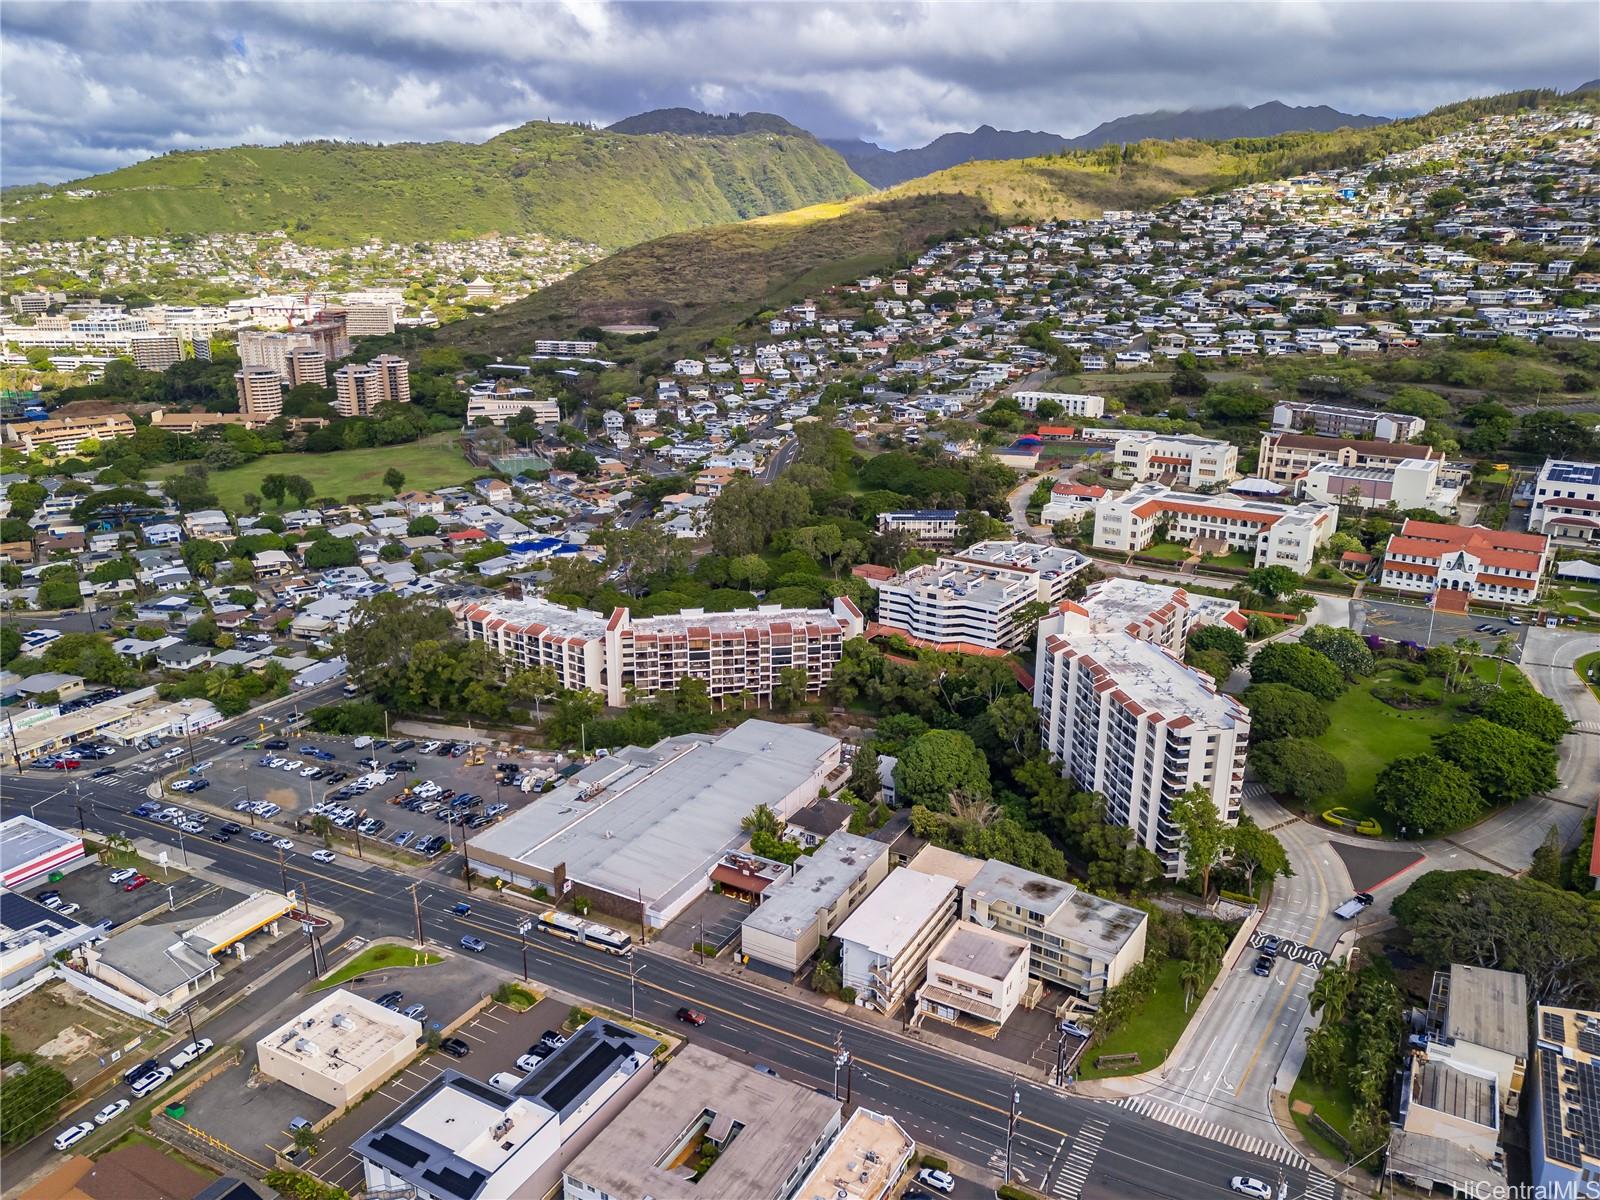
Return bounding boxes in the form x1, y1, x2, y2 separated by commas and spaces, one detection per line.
1379, 520, 1551, 604
1041, 481, 1107, 524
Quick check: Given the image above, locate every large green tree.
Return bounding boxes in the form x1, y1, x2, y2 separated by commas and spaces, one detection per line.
1241, 683, 1331, 741
0, 1061, 72, 1145
1472, 687, 1572, 745
1434, 719, 1559, 806
1249, 642, 1344, 700
1375, 755, 1483, 834
1248, 738, 1346, 804
1299, 625, 1376, 679
1187, 624, 1248, 667
892, 730, 991, 812
1172, 786, 1229, 899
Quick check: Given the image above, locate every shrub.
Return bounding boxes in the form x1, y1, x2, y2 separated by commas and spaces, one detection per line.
1369, 683, 1438, 709
920, 1155, 950, 1172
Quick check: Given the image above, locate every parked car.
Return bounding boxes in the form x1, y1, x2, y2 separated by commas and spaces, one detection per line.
439, 1037, 470, 1058
130, 1066, 173, 1097
676, 1007, 707, 1026
123, 874, 150, 892
402, 1003, 427, 1020
93, 1099, 130, 1126
375, 990, 403, 1008
121, 1058, 159, 1086
915, 1169, 955, 1195
108, 868, 137, 884
53, 1122, 95, 1151
263, 739, 288, 750
170, 1039, 214, 1070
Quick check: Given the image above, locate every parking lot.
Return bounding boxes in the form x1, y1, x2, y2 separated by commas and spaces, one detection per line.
305, 995, 573, 1193
1356, 597, 1536, 651
175, 732, 563, 866
22, 861, 211, 931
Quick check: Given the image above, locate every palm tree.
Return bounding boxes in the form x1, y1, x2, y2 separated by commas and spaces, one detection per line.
1492, 633, 1516, 684
1450, 636, 1480, 692
1179, 960, 1206, 1012
309, 814, 334, 848
740, 804, 782, 838
948, 789, 1000, 830
1309, 959, 1354, 1025
1191, 922, 1228, 975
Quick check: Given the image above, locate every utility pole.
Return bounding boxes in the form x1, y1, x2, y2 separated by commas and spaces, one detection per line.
517, 919, 532, 982
460, 826, 473, 891
410, 883, 423, 948
697, 918, 704, 965
176, 823, 189, 868
182, 1005, 197, 1046
278, 846, 288, 896
832, 1033, 851, 1103
1003, 1075, 1020, 1184
300, 879, 315, 922
625, 951, 644, 1022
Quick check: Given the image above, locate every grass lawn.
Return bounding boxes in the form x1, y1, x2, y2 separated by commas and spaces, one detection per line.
1200, 549, 1254, 569
1577, 651, 1600, 702
314, 943, 442, 990
1289, 1067, 1357, 1164
1140, 542, 1194, 562
151, 436, 477, 511
1079, 958, 1213, 1080
1548, 583, 1600, 621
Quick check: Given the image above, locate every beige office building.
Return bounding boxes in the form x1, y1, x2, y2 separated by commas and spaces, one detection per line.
256, 987, 421, 1109
235, 367, 285, 421
336, 303, 398, 338
130, 332, 183, 372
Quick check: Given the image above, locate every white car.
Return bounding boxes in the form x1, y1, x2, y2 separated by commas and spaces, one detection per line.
190, 760, 212, 774
267, 757, 285, 768
257, 803, 281, 817
53, 1121, 95, 1151
130, 1066, 173, 1097
162, 747, 186, 760
39, 895, 64, 910
300, 766, 320, 778
56, 902, 81, 917
273, 838, 295, 851
280, 760, 302, 772
1230, 1179, 1272, 1200
170, 1038, 214, 1070
93, 1099, 129, 1125
170, 779, 194, 793
180, 820, 204, 833
915, 1168, 955, 1194
233, 799, 254, 812
108, 868, 137, 884
311, 849, 336, 864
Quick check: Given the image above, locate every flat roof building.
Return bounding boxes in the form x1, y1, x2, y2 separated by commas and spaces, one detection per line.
1094, 483, 1336, 572
562, 1043, 842, 1200
835, 868, 958, 1014
916, 923, 1031, 1030
1529, 458, 1600, 545
359, 1017, 658, 1200
0, 816, 85, 890
468, 721, 841, 928
739, 833, 890, 976
791, 1108, 915, 1200
258, 988, 422, 1109
1529, 1006, 1600, 1197
1271, 400, 1426, 443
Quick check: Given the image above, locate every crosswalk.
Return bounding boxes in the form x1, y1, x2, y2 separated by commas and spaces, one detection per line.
1112, 1096, 1309, 1167
1050, 1117, 1107, 1199
1304, 1172, 1338, 1200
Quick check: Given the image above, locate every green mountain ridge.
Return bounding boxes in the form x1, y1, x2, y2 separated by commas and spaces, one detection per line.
0, 122, 871, 250
429, 89, 1578, 362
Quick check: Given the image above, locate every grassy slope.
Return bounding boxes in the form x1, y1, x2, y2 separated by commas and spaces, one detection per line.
151, 436, 476, 510
435, 90, 1575, 361
2, 124, 871, 249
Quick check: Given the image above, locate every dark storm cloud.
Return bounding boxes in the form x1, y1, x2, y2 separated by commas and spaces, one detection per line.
2, 1, 1592, 185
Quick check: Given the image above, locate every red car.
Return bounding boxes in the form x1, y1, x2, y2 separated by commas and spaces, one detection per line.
52, 758, 82, 770
675, 1007, 707, 1026
123, 874, 150, 892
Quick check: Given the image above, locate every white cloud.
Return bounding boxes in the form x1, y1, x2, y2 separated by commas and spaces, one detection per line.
1, 0, 1591, 184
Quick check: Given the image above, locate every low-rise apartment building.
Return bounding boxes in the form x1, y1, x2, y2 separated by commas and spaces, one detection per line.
1271, 400, 1426, 442
1379, 519, 1551, 604
872, 541, 1090, 651
1107, 430, 1239, 487
1093, 483, 1336, 571
1257, 430, 1445, 486
1034, 605, 1249, 877
4, 413, 134, 456
915, 923, 1032, 1029
452, 595, 864, 708
835, 868, 959, 1014
1528, 458, 1600, 545
1013, 390, 1106, 418
739, 833, 890, 976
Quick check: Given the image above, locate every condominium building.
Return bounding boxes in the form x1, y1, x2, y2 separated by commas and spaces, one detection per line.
873, 541, 1090, 651
1257, 430, 1445, 486
1093, 483, 1336, 571
1528, 459, 1600, 545
334, 302, 397, 338
332, 354, 410, 416
835, 867, 959, 1013
234, 366, 285, 421
296, 311, 351, 362
1012, 390, 1106, 418
450, 594, 864, 708
956, 855, 1147, 1004
1379, 519, 1551, 604
129, 332, 183, 372
1106, 430, 1239, 487
1070, 576, 1248, 655
915, 923, 1031, 1028
1271, 400, 1426, 443
286, 346, 327, 389
237, 329, 304, 380
1034, 605, 1250, 877
876, 509, 962, 544
1298, 458, 1459, 514
535, 339, 599, 356
739, 833, 890, 976
5, 413, 134, 456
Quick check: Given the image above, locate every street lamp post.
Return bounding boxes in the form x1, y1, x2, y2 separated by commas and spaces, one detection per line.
625, 952, 644, 1022
278, 846, 288, 896
1003, 1076, 1020, 1184
175, 823, 189, 867
517, 920, 532, 982
832, 1033, 851, 1103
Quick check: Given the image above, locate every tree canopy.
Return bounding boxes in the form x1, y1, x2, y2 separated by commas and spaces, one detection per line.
1375, 754, 1484, 833
893, 730, 991, 812
1241, 683, 1331, 741
1433, 718, 1559, 806
1249, 642, 1344, 700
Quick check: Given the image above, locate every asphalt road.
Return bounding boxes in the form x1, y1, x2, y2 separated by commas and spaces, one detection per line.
1, 764, 1341, 1200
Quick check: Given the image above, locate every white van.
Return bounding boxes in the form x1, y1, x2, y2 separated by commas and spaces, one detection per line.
488, 1071, 523, 1091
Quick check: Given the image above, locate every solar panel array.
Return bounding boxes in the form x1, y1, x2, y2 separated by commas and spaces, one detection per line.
1543, 1011, 1567, 1043
1540, 1047, 1585, 1166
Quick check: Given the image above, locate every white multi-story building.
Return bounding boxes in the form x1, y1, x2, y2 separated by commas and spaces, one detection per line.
1093, 483, 1336, 572
1012, 390, 1106, 418
535, 339, 599, 356
129, 332, 183, 372
1271, 400, 1426, 443
1106, 430, 1239, 487
1528, 459, 1600, 545
238, 329, 307, 381
836, 868, 959, 1013
876, 509, 962, 544
234, 366, 285, 421
1380, 520, 1551, 605
1034, 605, 1250, 877
1298, 458, 1459, 514
450, 595, 864, 708
873, 541, 1090, 651
465, 389, 561, 427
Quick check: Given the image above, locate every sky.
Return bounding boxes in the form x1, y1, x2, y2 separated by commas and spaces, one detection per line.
2, 0, 1595, 186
